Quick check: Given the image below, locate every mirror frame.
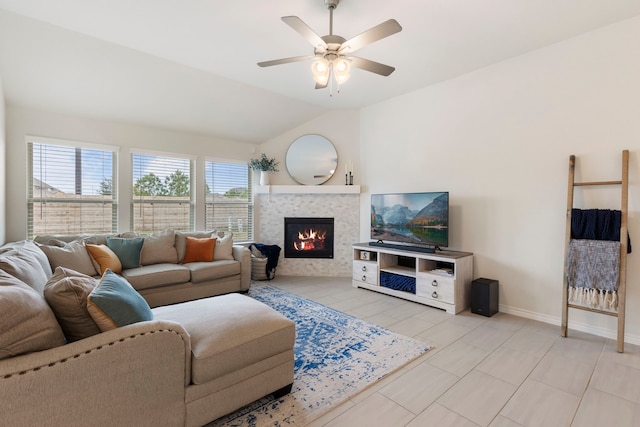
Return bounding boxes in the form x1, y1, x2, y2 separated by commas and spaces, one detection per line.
285, 134, 338, 185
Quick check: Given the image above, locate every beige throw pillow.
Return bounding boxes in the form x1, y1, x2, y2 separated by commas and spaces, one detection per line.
39, 240, 98, 277
0, 249, 51, 294
44, 267, 101, 342
0, 271, 66, 360
0, 240, 52, 279
140, 229, 178, 265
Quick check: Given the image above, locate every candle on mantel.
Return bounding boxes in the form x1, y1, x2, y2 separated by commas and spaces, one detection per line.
344, 161, 349, 185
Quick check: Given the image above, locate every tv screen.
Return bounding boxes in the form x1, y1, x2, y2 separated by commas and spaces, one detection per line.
371, 192, 449, 248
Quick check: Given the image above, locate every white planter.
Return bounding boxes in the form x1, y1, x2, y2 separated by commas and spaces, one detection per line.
259, 171, 271, 186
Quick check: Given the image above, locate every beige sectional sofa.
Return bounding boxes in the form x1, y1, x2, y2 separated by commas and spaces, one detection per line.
0, 234, 295, 426
33, 229, 252, 307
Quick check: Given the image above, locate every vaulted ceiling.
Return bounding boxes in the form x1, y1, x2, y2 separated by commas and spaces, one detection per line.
1, 0, 639, 143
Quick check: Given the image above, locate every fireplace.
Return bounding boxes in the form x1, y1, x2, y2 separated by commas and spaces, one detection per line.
284, 217, 334, 259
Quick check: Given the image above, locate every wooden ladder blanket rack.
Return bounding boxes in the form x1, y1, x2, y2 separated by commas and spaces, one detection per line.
561, 150, 629, 352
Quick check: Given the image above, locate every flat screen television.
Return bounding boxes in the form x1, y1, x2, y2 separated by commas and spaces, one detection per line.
370, 192, 449, 249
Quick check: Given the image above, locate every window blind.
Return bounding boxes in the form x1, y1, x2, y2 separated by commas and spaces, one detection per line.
204, 160, 253, 241
27, 140, 117, 238
131, 152, 194, 233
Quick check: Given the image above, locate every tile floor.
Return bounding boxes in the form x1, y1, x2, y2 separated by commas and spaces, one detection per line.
264, 276, 640, 427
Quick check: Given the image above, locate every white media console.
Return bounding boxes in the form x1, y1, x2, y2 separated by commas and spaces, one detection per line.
352, 243, 474, 314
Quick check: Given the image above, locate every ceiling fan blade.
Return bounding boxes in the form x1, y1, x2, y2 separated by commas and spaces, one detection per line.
315, 81, 328, 90
282, 16, 327, 49
349, 56, 396, 76
340, 19, 402, 54
258, 55, 315, 67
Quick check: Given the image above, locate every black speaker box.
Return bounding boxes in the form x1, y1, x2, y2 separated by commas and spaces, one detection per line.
471, 278, 499, 317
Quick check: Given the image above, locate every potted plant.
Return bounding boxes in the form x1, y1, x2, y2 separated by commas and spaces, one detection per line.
249, 153, 279, 185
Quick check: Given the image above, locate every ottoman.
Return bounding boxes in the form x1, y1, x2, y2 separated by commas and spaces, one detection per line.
153, 293, 295, 426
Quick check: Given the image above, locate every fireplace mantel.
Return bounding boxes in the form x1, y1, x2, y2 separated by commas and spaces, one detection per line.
255, 185, 360, 195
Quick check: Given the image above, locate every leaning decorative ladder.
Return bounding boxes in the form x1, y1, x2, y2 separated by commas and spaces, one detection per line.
561, 150, 629, 353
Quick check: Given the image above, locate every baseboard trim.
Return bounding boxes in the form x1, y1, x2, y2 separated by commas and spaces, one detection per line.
498, 304, 640, 346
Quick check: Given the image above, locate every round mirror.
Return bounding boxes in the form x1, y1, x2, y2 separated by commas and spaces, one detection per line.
286, 134, 338, 185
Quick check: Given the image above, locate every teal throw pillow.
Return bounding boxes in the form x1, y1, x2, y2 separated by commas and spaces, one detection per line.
106, 237, 144, 270
86, 269, 153, 331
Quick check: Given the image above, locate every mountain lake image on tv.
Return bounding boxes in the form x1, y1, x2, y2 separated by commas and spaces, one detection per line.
371, 192, 449, 248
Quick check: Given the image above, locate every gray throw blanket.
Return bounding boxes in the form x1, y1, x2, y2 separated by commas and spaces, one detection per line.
566, 239, 620, 310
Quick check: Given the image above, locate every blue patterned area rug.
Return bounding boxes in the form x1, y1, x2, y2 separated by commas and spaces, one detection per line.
209, 284, 431, 426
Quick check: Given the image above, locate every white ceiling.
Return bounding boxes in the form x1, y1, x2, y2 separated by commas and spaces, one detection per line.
1, 0, 639, 143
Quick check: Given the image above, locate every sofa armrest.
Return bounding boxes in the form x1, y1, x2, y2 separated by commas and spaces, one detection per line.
233, 245, 251, 291
0, 320, 191, 427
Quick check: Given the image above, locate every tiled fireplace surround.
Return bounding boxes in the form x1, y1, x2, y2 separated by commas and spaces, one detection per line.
256, 191, 359, 277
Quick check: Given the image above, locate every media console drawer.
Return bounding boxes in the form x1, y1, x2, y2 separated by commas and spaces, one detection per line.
352, 261, 378, 285
416, 273, 454, 304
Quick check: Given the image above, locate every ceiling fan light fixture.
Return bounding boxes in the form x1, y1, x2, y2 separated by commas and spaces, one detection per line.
258, 0, 401, 94
333, 58, 350, 84
311, 58, 330, 85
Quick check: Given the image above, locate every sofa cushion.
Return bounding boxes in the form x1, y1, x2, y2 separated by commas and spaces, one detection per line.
34, 234, 114, 246
183, 237, 216, 264
0, 240, 52, 276
0, 270, 66, 360
0, 241, 52, 294
152, 293, 295, 384
175, 231, 216, 263
121, 264, 191, 291
87, 270, 154, 332
106, 237, 144, 270
38, 240, 98, 277
212, 233, 234, 261
141, 229, 178, 266
186, 260, 241, 284
86, 244, 123, 274
43, 267, 101, 342
116, 231, 139, 238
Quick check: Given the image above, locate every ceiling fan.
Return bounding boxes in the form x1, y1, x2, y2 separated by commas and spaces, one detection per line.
258, 0, 402, 91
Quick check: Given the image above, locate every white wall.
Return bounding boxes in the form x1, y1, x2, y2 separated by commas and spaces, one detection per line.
5, 105, 257, 242
360, 17, 640, 342
0, 75, 5, 244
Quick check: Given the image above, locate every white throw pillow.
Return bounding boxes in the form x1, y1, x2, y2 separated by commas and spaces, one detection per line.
213, 233, 234, 261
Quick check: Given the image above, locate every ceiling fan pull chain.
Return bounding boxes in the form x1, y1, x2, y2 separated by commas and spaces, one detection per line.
329, 72, 333, 97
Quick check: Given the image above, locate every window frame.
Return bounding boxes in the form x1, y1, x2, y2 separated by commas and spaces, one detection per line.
26, 136, 119, 239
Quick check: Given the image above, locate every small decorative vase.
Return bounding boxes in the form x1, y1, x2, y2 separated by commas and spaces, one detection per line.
259, 171, 270, 186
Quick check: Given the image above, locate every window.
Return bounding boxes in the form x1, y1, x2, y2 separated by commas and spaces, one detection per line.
205, 160, 253, 241
131, 152, 193, 233
27, 138, 117, 238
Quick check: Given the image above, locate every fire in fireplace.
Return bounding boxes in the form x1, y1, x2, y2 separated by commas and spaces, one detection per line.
284, 217, 334, 259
